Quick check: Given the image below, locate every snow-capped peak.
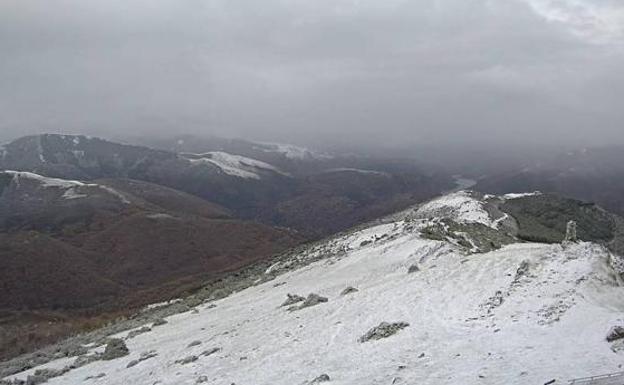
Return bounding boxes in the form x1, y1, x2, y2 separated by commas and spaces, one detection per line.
3, 170, 89, 189
414, 190, 494, 227
1, 171, 130, 204
183, 151, 289, 179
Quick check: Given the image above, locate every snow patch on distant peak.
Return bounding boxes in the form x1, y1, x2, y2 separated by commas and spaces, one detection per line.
184, 152, 288, 179
502, 192, 542, 200
415, 191, 494, 227
256, 142, 332, 160
4, 171, 90, 189
1, 171, 130, 204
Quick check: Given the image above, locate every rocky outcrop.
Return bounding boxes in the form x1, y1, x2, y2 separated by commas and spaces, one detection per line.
607, 326, 624, 342
359, 322, 410, 343
281, 294, 306, 307
102, 339, 129, 360
340, 287, 359, 296
288, 294, 328, 312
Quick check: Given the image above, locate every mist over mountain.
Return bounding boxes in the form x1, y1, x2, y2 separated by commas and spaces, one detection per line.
3, 1, 624, 384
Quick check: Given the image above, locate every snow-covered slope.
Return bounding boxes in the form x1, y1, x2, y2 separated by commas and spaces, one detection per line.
4, 191, 624, 385
1, 171, 130, 203
183, 152, 288, 179
414, 190, 494, 226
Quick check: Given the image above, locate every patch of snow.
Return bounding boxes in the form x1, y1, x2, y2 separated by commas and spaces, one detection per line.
71, 150, 85, 158
502, 192, 543, 200
97, 186, 131, 204
4, 171, 89, 189
185, 152, 288, 179
2, 171, 130, 204
144, 299, 183, 311
492, 213, 510, 229
256, 142, 333, 160
61, 188, 88, 200
146, 213, 175, 220
416, 191, 494, 227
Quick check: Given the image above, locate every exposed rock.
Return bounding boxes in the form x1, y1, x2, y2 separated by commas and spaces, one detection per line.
126, 351, 158, 368
610, 339, 624, 353
25, 375, 46, 385
309, 374, 331, 384
482, 291, 504, 313
607, 326, 624, 342
408, 264, 420, 274
175, 355, 198, 365
200, 348, 221, 357
126, 326, 151, 339
341, 286, 359, 296
84, 373, 106, 381
289, 294, 328, 312
20, 371, 67, 385
187, 340, 202, 348
281, 294, 306, 307
359, 322, 410, 343
71, 354, 101, 369
102, 339, 129, 360
564, 220, 578, 243
185, 297, 204, 308
513, 260, 531, 283
152, 318, 168, 327
59, 345, 88, 358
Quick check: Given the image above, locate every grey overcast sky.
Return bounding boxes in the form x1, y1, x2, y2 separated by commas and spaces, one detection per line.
1, 0, 623, 149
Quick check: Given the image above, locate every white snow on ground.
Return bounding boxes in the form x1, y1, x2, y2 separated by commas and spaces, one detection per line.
185, 152, 288, 179
5, 191, 624, 385
415, 191, 494, 227
256, 142, 333, 160
6, 214, 624, 385
2, 171, 130, 204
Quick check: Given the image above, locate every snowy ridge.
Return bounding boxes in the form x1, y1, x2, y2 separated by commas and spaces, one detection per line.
4, 191, 624, 385
1, 171, 130, 204
256, 142, 332, 160
414, 191, 494, 227
4, 171, 90, 189
184, 152, 288, 179
502, 192, 542, 200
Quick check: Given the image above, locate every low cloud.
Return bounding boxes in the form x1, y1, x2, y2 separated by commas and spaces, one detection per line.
1, 0, 623, 150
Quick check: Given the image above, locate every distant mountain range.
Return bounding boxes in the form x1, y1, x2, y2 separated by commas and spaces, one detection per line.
0, 133, 452, 359
475, 146, 624, 218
